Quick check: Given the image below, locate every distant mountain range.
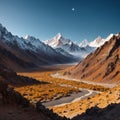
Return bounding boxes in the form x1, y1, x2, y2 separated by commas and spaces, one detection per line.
0, 23, 116, 71
44, 33, 115, 59
44, 33, 94, 59
0, 24, 77, 71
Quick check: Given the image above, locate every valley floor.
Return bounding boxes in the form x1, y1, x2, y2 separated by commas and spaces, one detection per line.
16, 64, 109, 118
42, 89, 97, 107
52, 72, 116, 88
1, 64, 120, 120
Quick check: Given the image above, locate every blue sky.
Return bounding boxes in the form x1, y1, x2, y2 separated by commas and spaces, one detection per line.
0, 0, 120, 42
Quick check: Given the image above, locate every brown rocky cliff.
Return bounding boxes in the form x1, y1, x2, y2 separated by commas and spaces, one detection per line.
65, 33, 120, 84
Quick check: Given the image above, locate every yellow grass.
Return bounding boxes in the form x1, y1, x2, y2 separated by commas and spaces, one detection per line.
17, 71, 109, 92
15, 67, 109, 103
15, 83, 78, 102
51, 86, 120, 118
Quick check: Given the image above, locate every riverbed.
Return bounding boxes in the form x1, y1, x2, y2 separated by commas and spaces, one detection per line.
42, 89, 97, 107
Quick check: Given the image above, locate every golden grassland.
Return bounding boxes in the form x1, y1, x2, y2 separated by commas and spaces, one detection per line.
17, 71, 109, 92
15, 83, 78, 102
51, 85, 120, 118
15, 70, 109, 103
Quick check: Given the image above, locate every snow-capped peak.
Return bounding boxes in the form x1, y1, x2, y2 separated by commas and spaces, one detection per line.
0, 23, 9, 36
23, 35, 44, 47
24, 35, 39, 41
93, 36, 103, 43
24, 35, 30, 40
79, 39, 89, 47
54, 33, 63, 40
89, 36, 104, 47
44, 33, 71, 48
23, 34, 46, 49
105, 33, 114, 42
89, 34, 117, 48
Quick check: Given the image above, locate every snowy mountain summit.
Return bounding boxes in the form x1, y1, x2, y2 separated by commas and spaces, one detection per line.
24, 35, 45, 48
44, 33, 72, 48
89, 34, 115, 48
79, 39, 89, 47
0, 23, 117, 69
89, 36, 104, 47
24, 35, 38, 41
44, 33, 95, 59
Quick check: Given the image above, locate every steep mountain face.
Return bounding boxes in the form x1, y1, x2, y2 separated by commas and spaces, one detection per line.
0, 24, 75, 71
64, 33, 120, 84
79, 39, 89, 47
44, 33, 80, 52
55, 48, 74, 58
89, 36, 104, 47
44, 33, 94, 59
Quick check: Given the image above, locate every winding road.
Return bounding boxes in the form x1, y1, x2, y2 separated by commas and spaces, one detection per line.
42, 73, 100, 107
42, 89, 97, 107
52, 72, 116, 88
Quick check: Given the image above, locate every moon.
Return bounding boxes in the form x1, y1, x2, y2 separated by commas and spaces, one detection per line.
72, 8, 75, 11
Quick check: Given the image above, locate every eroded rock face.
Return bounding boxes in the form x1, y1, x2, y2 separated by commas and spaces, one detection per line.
104, 62, 115, 77
0, 80, 29, 107
64, 33, 120, 84
0, 80, 8, 103
72, 103, 120, 120
0, 64, 40, 87
36, 102, 69, 120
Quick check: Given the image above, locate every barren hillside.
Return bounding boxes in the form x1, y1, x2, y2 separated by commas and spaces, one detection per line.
63, 33, 120, 84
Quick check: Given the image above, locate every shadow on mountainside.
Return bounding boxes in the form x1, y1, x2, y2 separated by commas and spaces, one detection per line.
0, 64, 49, 87
0, 80, 69, 120
72, 103, 120, 120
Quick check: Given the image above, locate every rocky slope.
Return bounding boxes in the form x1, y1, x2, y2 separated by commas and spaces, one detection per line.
0, 65, 68, 120
0, 64, 41, 87
63, 33, 120, 84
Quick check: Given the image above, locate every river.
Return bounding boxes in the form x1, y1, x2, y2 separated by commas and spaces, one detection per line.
42, 89, 97, 107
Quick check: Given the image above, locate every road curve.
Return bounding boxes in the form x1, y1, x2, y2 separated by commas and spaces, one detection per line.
51, 72, 115, 88
42, 89, 97, 107
42, 73, 100, 108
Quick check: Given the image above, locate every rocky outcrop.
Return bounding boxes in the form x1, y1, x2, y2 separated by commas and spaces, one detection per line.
0, 80, 29, 107
36, 102, 69, 120
72, 103, 120, 120
0, 80, 69, 120
0, 65, 69, 120
0, 64, 41, 87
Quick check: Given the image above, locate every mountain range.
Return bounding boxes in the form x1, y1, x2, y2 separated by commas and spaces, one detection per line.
1, 23, 120, 120
0, 23, 116, 71
0, 24, 78, 71
63, 33, 120, 84
44, 33, 115, 59
44, 33, 95, 59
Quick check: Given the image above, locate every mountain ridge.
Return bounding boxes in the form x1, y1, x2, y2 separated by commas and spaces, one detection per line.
0, 23, 76, 71
44, 33, 95, 59
63, 33, 120, 84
